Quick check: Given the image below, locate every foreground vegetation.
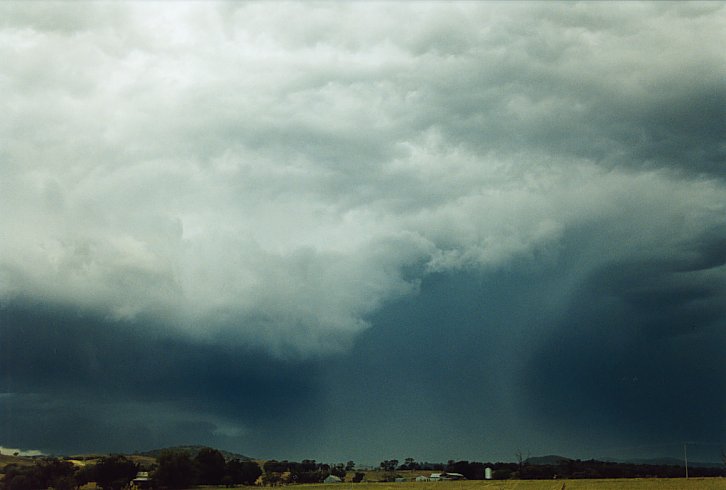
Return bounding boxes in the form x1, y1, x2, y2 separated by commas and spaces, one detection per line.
1, 447, 725, 489
0, 449, 259, 490
296, 479, 726, 489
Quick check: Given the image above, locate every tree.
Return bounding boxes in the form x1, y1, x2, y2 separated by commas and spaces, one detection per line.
1, 465, 41, 490
154, 450, 196, 489
330, 463, 346, 479
379, 459, 400, 482
5, 474, 42, 490
380, 459, 398, 472
226, 459, 262, 485
54, 475, 78, 490
287, 470, 323, 484
1, 458, 75, 490
240, 460, 263, 485
194, 447, 226, 485
345, 460, 355, 471
93, 455, 138, 490
261, 471, 282, 486
300, 459, 317, 472
515, 449, 529, 469
263, 460, 289, 473
74, 464, 96, 488
36, 458, 76, 490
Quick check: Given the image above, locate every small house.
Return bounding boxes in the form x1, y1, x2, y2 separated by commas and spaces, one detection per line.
131, 471, 152, 489
429, 472, 465, 481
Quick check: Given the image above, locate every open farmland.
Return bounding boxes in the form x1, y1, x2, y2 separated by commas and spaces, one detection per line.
0, 454, 35, 468
294, 478, 726, 490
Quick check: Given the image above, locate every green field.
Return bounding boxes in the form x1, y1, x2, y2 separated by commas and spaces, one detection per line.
292, 478, 726, 490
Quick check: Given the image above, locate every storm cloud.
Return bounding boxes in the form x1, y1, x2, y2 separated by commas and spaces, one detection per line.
1, 2, 725, 462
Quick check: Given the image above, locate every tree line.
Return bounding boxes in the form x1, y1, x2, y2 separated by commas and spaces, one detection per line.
0, 448, 261, 490
2, 450, 725, 489
259, 459, 357, 485
379, 457, 726, 480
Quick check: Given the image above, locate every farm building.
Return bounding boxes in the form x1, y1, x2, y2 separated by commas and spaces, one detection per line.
130, 471, 152, 489
429, 472, 465, 481
323, 475, 342, 483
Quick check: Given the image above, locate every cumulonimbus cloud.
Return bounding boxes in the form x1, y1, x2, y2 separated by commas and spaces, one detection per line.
1, 2, 725, 355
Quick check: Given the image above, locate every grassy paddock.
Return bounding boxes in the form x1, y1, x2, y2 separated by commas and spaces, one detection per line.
291, 478, 726, 490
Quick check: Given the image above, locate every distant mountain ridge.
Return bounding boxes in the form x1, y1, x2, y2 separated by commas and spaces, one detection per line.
525, 453, 723, 469
138, 445, 252, 462
602, 456, 723, 468
525, 455, 571, 465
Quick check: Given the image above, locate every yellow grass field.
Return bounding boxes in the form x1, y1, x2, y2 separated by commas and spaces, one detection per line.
292, 478, 726, 490
0, 454, 37, 468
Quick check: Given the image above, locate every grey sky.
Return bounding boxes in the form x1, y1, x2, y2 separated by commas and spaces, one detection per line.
1, 2, 725, 463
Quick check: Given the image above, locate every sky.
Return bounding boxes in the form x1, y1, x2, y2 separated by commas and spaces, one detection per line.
1, 1, 725, 465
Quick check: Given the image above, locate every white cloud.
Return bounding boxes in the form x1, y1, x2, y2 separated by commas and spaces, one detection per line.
1, 2, 725, 355
0, 446, 44, 457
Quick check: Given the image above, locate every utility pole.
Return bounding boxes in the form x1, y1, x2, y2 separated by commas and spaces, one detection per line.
683, 443, 688, 479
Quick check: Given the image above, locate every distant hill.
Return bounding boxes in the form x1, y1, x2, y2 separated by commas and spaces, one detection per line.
525, 455, 571, 465
525, 454, 722, 469
138, 445, 252, 462
0, 453, 37, 468
603, 456, 723, 468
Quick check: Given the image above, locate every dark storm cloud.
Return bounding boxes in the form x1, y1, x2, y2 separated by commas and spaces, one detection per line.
1, 392, 254, 456
521, 225, 726, 456
0, 303, 322, 454
1, 1, 726, 461
313, 269, 558, 461
306, 223, 726, 462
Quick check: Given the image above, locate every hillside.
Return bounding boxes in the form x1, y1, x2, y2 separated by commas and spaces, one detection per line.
138, 445, 252, 462
603, 456, 723, 469
525, 455, 571, 465
0, 453, 37, 468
